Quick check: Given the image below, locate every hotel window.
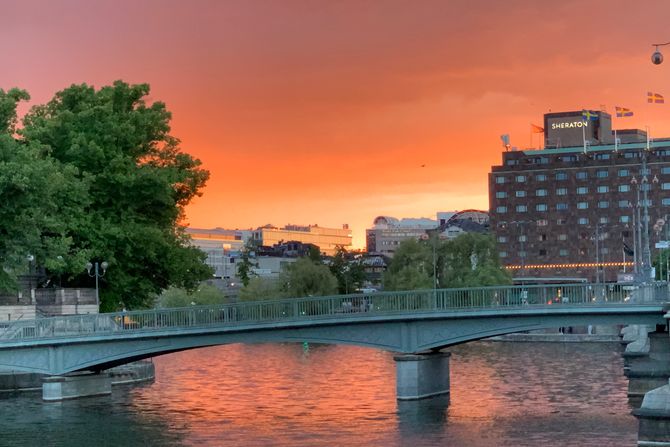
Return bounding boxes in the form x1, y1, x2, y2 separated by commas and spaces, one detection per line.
619, 168, 630, 177
539, 249, 547, 256
578, 217, 589, 225
624, 152, 639, 159
538, 234, 547, 241
536, 189, 548, 196
619, 184, 631, 192
519, 251, 527, 258
602, 248, 609, 254
496, 191, 507, 198
537, 219, 548, 226
556, 203, 569, 211
577, 202, 588, 209
499, 251, 507, 258
641, 167, 650, 175
595, 153, 611, 160
556, 187, 568, 195
641, 183, 651, 192
496, 206, 507, 213
663, 198, 670, 206
619, 200, 631, 208
556, 218, 567, 225
641, 199, 652, 206
495, 176, 506, 184
515, 190, 526, 197
561, 155, 577, 162
497, 236, 507, 243
556, 171, 568, 180
662, 167, 670, 175
518, 235, 527, 242
620, 215, 631, 223
576, 186, 588, 194
515, 175, 527, 183
596, 170, 608, 178
516, 205, 528, 212
599, 217, 609, 224
576, 171, 588, 180
535, 174, 547, 181
663, 183, 670, 190
559, 249, 568, 256
536, 203, 548, 211
558, 234, 568, 241
597, 201, 609, 208
597, 185, 609, 193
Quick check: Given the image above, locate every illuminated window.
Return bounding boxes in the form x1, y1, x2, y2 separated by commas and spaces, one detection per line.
619, 168, 630, 177
499, 251, 507, 258
620, 215, 630, 223
516, 205, 527, 212
663, 183, 670, 190
663, 198, 670, 206
597, 185, 609, 193
595, 153, 611, 160
576, 171, 588, 180
496, 206, 507, 213
663, 167, 670, 174
558, 234, 568, 241
619, 200, 630, 208
619, 184, 631, 192
556, 203, 568, 211
536, 204, 548, 211
496, 191, 507, 198
515, 175, 527, 183
559, 249, 568, 256
497, 236, 507, 243
555, 172, 568, 181
599, 217, 609, 224
518, 235, 527, 242
578, 217, 589, 225
516, 190, 526, 197
495, 176, 506, 184
597, 201, 609, 209
576, 186, 588, 194
535, 174, 547, 181
556, 187, 568, 195
536, 189, 548, 196
596, 170, 608, 178
577, 202, 588, 209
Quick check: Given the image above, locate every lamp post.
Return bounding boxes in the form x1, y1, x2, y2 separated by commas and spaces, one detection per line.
86, 261, 108, 309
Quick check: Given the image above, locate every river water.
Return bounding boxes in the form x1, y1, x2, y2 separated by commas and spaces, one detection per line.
0, 341, 637, 446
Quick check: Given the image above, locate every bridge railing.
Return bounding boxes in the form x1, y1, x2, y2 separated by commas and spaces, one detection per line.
0, 282, 665, 342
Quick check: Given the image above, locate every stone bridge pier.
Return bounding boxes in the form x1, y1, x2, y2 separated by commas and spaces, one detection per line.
394, 351, 451, 400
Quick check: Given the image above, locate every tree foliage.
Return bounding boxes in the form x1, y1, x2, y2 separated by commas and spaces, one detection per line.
156, 284, 225, 308
384, 233, 511, 291
0, 81, 213, 309
328, 246, 366, 294
237, 239, 259, 287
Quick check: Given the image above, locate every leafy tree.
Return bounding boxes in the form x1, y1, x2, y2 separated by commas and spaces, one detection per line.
16, 81, 212, 309
0, 89, 89, 291
329, 246, 365, 294
279, 257, 338, 297
237, 239, 259, 287
156, 284, 225, 308
383, 238, 433, 290
384, 233, 511, 291
238, 276, 282, 301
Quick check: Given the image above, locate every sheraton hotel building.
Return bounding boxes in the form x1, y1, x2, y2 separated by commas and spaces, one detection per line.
489, 110, 670, 282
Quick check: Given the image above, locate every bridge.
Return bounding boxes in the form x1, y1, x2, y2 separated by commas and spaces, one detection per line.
0, 282, 667, 401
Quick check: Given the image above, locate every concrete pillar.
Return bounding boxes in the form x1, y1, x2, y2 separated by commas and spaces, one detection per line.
625, 331, 670, 406
42, 372, 111, 401
634, 378, 670, 446
394, 351, 450, 400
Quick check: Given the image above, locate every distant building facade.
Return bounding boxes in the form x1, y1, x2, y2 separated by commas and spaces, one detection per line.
252, 224, 352, 256
186, 227, 252, 279
366, 211, 489, 257
489, 110, 670, 282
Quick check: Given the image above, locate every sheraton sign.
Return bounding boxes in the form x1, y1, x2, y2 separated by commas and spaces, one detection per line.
551, 121, 589, 130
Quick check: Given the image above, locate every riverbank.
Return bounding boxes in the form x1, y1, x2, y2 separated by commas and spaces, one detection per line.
0, 360, 155, 393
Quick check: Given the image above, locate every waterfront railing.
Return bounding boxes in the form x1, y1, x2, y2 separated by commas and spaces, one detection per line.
0, 282, 666, 342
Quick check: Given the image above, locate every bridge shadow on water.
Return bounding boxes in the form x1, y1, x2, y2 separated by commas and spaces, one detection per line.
396, 394, 450, 436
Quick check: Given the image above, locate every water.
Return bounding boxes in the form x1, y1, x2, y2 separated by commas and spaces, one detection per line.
0, 341, 637, 446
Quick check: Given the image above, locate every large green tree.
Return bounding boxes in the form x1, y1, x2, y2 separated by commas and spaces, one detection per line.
328, 246, 366, 294
384, 233, 511, 290
13, 81, 212, 309
0, 89, 89, 291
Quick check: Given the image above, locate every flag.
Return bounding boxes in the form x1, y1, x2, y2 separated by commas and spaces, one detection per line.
531, 124, 544, 133
615, 106, 634, 117
647, 92, 665, 104
582, 109, 598, 121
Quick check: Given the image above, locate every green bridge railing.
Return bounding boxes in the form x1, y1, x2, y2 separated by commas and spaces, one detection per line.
0, 282, 666, 342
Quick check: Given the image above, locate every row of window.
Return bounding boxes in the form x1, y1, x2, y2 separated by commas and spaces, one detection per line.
494, 167, 665, 184
499, 248, 610, 258
505, 150, 670, 167
494, 183, 665, 199
498, 232, 615, 243
495, 199, 660, 213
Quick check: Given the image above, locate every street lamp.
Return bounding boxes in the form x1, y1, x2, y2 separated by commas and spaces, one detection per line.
86, 261, 108, 309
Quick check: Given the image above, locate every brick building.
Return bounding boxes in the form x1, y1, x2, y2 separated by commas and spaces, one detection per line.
489, 111, 670, 282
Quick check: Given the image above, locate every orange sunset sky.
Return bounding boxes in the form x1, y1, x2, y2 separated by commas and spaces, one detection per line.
2, 0, 670, 248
